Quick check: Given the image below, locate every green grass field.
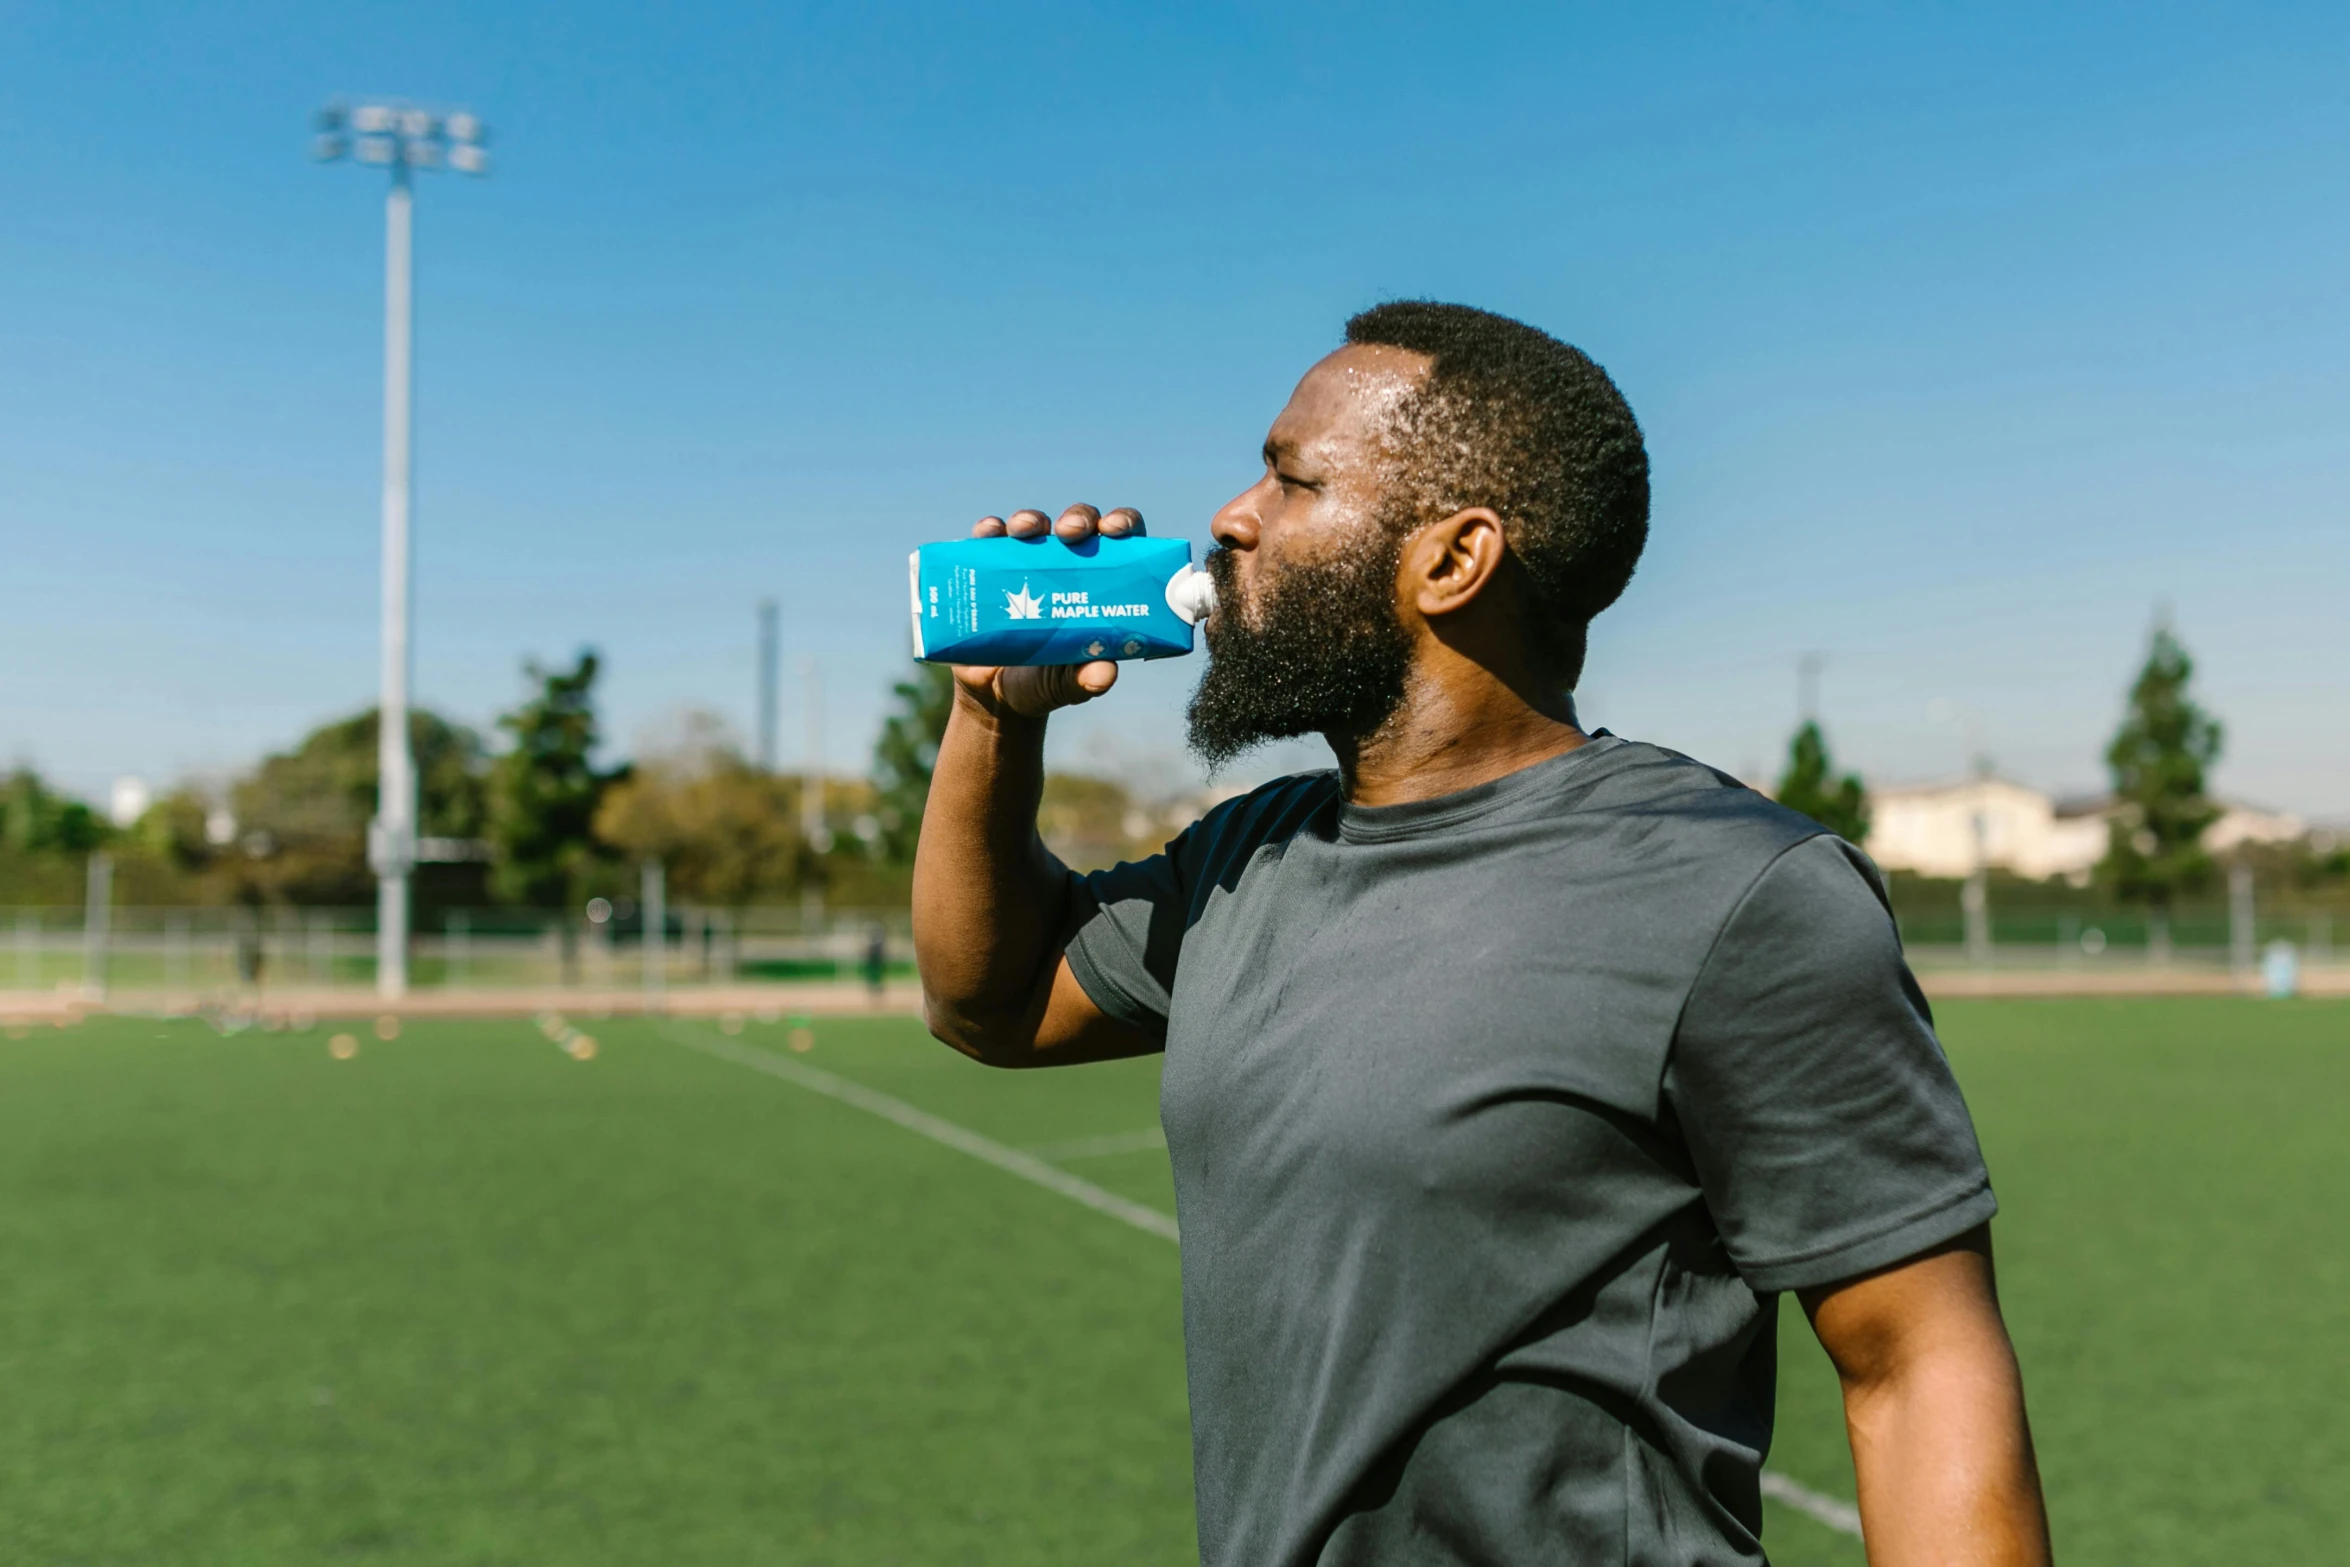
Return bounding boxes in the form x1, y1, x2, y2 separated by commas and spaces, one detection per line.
0, 999, 2341, 1564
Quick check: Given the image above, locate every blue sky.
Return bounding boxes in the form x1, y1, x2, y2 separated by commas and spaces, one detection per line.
3, 1, 2345, 816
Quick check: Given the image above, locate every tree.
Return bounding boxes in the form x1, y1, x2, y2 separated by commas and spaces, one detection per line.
223, 708, 487, 904
2103, 621, 2222, 909
1775, 721, 1870, 844
871, 662, 955, 864
0, 770, 111, 904
1036, 773, 1181, 872
595, 711, 807, 906
128, 786, 219, 875
486, 652, 614, 909
0, 769, 105, 856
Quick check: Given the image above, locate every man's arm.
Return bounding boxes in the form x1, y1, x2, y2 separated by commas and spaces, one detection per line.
1799, 1225, 2052, 1566
911, 504, 1160, 1068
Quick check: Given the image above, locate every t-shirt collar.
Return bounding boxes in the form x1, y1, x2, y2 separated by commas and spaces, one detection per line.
1335, 731, 1621, 844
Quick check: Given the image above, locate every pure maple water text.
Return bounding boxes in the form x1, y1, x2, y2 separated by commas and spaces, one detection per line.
908, 534, 1215, 665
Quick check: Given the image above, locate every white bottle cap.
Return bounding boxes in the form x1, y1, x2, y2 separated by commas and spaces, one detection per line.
1165, 562, 1218, 626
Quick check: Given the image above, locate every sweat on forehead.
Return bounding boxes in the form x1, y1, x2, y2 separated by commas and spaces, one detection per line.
1317, 344, 1429, 400
1279, 345, 1430, 450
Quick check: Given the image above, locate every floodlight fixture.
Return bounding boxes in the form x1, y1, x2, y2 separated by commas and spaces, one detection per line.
312, 97, 494, 998
313, 98, 493, 180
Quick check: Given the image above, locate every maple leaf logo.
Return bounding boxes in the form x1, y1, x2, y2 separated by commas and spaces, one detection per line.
1004, 582, 1045, 621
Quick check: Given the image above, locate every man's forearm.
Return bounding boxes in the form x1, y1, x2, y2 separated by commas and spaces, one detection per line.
1805, 1232, 2051, 1566
911, 690, 1072, 1047
1838, 1320, 2050, 1564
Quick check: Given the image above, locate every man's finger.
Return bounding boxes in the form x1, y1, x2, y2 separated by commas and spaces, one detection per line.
1042, 661, 1117, 706
997, 661, 1119, 716
1100, 507, 1145, 538
972, 516, 1007, 537
1054, 504, 1102, 540
1006, 509, 1051, 539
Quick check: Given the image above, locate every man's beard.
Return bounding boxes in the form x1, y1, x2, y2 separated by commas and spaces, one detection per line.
1184, 524, 1415, 772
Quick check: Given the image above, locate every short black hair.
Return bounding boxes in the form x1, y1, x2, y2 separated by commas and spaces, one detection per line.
1343, 300, 1649, 690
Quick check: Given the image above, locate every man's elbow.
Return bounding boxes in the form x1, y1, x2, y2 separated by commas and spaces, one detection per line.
919, 989, 1036, 1068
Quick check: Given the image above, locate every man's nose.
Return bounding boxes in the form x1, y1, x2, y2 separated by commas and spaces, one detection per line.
1211, 489, 1261, 551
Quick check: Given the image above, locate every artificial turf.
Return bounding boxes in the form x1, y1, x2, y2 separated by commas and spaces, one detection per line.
0, 1013, 1189, 1565
1767, 998, 2350, 1567
0, 999, 2341, 1564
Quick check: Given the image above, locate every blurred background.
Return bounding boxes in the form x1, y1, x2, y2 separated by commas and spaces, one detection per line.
1, 4, 2344, 1565
4, 1, 2346, 989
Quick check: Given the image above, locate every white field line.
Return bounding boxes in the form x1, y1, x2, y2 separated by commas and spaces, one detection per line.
670, 1021, 1860, 1538
1024, 1127, 1168, 1161
1760, 1470, 1864, 1538
662, 1024, 1179, 1243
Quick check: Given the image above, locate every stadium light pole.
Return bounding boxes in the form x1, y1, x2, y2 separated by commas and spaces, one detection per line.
757, 599, 781, 772
801, 658, 827, 930
313, 101, 491, 999
1930, 699, 1993, 965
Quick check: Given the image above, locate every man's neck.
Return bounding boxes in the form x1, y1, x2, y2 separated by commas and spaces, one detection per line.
1330, 669, 1586, 808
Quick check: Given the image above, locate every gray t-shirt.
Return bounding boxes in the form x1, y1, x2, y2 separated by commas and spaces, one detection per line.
1064, 735, 1995, 1567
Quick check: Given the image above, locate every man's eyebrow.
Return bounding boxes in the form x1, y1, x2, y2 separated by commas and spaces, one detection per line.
1263, 436, 1299, 468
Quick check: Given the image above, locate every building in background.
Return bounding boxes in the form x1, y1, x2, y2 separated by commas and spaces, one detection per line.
1868, 778, 2111, 882
1866, 778, 2305, 882
2203, 802, 2308, 856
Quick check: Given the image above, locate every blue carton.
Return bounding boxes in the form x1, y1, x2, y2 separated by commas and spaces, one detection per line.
909, 535, 1215, 665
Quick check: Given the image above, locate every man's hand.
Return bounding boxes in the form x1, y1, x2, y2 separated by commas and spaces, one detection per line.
1800, 1225, 2053, 1566
953, 504, 1146, 719
911, 502, 1159, 1069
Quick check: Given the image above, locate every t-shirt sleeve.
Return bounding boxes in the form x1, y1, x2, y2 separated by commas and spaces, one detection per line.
1666, 834, 1997, 1293
1061, 836, 1193, 1035
1061, 773, 1333, 1036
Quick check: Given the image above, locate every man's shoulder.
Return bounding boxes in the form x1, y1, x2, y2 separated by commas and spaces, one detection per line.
1574, 735, 1837, 866
1565, 741, 1900, 991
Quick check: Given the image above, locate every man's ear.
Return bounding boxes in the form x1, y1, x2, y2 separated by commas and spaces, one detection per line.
1404, 507, 1510, 621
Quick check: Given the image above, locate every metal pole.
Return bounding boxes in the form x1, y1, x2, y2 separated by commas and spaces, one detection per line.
82, 853, 113, 1002
801, 658, 825, 929
1963, 777, 1991, 965
801, 658, 824, 841
2229, 861, 2255, 975
375, 166, 417, 999
448, 909, 469, 987
1962, 867, 1990, 965
1797, 652, 1823, 725
642, 859, 667, 1012
757, 599, 780, 772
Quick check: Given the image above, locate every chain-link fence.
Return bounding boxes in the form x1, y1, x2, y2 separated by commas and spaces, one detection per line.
6, 891, 2343, 998
2, 904, 914, 997
1895, 906, 2338, 971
